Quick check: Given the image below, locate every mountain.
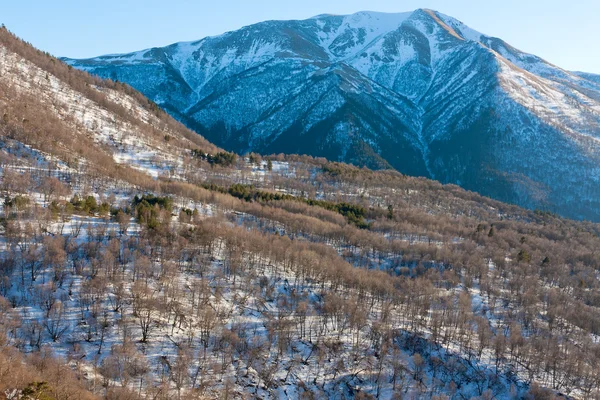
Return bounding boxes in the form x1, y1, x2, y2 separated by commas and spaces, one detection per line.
64, 9, 600, 221
575, 71, 600, 85
5, 25, 600, 400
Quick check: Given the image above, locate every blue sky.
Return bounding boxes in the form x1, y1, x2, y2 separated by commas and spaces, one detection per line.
2, 0, 599, 73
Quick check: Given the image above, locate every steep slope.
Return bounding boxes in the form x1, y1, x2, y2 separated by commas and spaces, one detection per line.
0, 27, 218, 187
65, 9, 600, 220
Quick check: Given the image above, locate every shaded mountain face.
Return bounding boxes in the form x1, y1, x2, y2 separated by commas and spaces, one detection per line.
65, 9, 600, 221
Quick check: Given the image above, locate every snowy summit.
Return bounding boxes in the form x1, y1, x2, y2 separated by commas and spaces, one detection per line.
65, 9, 600, 221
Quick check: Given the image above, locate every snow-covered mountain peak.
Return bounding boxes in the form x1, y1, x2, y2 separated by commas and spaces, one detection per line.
423, 10, 484, 43
64, 10, 600, 221
329, 10, 412, 28
310, 9, 487, 62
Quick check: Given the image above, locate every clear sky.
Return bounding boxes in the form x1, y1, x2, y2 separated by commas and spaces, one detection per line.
2, 0, 599, 73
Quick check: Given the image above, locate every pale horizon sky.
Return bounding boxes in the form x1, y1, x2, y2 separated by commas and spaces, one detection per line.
2, 0, 599, 73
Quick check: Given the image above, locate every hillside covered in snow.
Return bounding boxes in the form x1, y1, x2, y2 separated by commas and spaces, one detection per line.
65, 9, 600, 222
3, 23, 600, 400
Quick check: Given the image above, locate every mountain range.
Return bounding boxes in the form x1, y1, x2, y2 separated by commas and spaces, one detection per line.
64, 9, 600, 221
4, 18, 600, 399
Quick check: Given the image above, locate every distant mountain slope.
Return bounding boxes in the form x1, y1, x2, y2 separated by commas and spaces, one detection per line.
64, 9, 600, 221
574, 71, 600, 85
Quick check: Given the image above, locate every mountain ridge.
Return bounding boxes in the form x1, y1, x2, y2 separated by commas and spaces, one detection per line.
64, 9, 600, 221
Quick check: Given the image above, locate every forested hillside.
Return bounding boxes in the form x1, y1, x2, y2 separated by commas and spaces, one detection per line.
1, 26, 600, 399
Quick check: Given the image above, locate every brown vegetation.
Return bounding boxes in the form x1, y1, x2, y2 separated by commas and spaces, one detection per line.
1, 24, 600, 399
